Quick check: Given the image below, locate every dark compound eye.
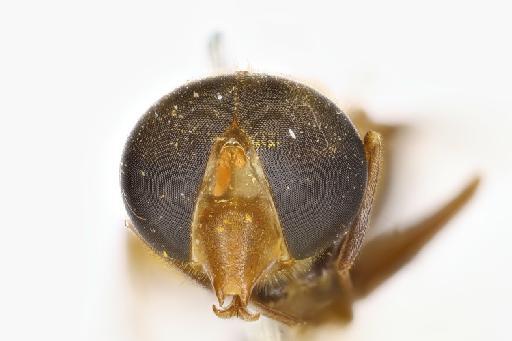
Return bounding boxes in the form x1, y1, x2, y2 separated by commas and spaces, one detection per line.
120, 73, 367, 261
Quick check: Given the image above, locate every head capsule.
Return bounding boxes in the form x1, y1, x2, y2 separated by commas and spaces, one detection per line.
120, 72, 367, 319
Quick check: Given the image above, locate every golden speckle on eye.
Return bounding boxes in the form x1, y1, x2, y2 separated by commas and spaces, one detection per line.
162, 250, 169, 258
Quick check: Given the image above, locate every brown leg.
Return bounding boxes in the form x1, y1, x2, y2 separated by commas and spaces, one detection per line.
350, 177, 480, 298
333, 131, 383, 319
336, 131, 384, 275
251, 300, 304, 326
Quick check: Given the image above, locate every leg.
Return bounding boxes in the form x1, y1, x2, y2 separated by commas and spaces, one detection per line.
350, 177, 480, 298
251, 300, 304, 326
336, 131, 383, 274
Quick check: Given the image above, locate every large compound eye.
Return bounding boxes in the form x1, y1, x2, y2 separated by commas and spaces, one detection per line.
235, 76, 367, 259
120, 76, 237, 261
120, 73, 367, 262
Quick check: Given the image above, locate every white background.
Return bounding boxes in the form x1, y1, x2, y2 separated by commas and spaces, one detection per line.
0, 1, 511, 340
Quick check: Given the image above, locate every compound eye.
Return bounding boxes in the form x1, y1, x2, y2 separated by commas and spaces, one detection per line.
120, 76, 236, 261
235, 76, 367, 259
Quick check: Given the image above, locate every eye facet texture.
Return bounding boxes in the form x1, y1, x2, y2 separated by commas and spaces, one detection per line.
121, 74, 367, 261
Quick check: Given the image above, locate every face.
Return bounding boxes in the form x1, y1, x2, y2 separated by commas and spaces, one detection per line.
190, 123, 290, 318
120, 73, 367, 318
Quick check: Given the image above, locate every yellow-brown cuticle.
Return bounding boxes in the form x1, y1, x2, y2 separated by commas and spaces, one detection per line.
212, 144, 246, 197
191, 125, 290, 321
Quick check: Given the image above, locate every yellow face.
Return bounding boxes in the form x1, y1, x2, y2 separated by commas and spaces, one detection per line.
191, 123, 291, 319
